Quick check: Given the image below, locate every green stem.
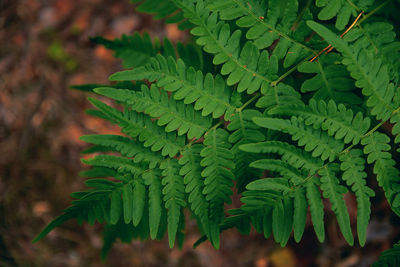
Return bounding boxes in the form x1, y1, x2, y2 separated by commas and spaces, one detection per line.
357, 0, 392, 25
271, 54, 315, 86
236, 93, 260, 112
291, 0, 313, 31
346, 0, 360, 11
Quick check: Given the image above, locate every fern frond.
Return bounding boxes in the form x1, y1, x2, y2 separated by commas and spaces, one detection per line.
174, 0, 279, 93
82, 155, 145, 175
79, 167, 117, 178
319, 166, 354, 245
253, 116, 344, 161
339, 149, 374, 246
273, 195, 294, 246
179, 145, 208, 223
94, 85, 212, 139
80, 134, 163, 168
36, 0, 400, 257
208, 0, 314, 67
71, 81, 140, 96
297, 54, 361, 104
88, 97, 185, 157
270, 99, 371, 145
228, 109, 265, 192
109, 55, 237, 119
344, 21, 400, 84
160, 159, 186, 248
109, 188, 123, 224
179, 144, 220, 247
256, 83, 303, 111
201, 128, 235, 204
315, 0, 374, 30
142, 169, 164, 239
240, 178, 294, 247
390, 111, 400, 144
373, 241, 400, 267
101, 222, 137, 260
307, 21, 397, 121
91, 33, 160, 68
132, 0, 192, 29
200, 128, 235, 247
250, 159, 305, 186
361, 132, 400, 216
130, 175, 146, 226
293, 187, 307, 242
81, 158, 148, 226
228, 109, 265, 145
34, 189, 113, 242
306, 177, 325, 242
240, 141, 324, 174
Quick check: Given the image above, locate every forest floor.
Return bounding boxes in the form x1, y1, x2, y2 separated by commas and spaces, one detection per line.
0, 0, 399, 266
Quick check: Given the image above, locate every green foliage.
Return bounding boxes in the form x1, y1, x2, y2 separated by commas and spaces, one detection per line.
35, 0, 400, 264
315, 0, 374, 30
372, 241, 400, 267
109, 54, 238, 119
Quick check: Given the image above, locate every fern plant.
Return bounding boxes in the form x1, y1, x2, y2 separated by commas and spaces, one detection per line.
35, 0, 400, 263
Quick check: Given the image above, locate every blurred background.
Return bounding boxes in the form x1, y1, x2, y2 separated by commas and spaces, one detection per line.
0, 0, 399, 266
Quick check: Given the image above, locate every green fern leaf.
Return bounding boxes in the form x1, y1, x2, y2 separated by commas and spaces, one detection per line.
343, 21, 400, 84
270, 99, 370, 145
241, 179, 294, 245
240, 141, 324, 174
132, 0, 192, 29
250, 159, 305, 186
200, 128, 235, 248
306, 177, 325, 242
110, 189, 122, 224
390, 111, 400, 144
307, 21, 397, 121
179, 144, 220, 248
131, 176, 146, 226
70, 82, 137, 93
373, 241, 400, 267
88, 97, 185, 157
160, 159, 186, 248
316, 0, 374, 30
339, 149, 374, 246
142, 170, 164, 239
82, 155, 145, 175
33, 212, 77, 243
174, 0, 279, 93
228, 109, 265, 192
94, 85, 212, 139
297, 54, 361, 104
272, 196, 293, 246
253, 116, 344, 161
34, 190, 113, 242
361, 132, 400, 216
208, 0, 314, 66
256, 83, 303, 111
80, 134, 163, 168
109, 55, 237, 119
121, 183, 133, 224
319, 166, 354, 245
79, 167, 117, 178
293, 187, 307, 243
85, 179, 120, 191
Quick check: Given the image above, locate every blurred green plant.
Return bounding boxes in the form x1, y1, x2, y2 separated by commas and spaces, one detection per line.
47, 41, 78, 71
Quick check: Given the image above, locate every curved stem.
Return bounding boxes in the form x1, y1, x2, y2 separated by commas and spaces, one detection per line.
236, 93, 260, 112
